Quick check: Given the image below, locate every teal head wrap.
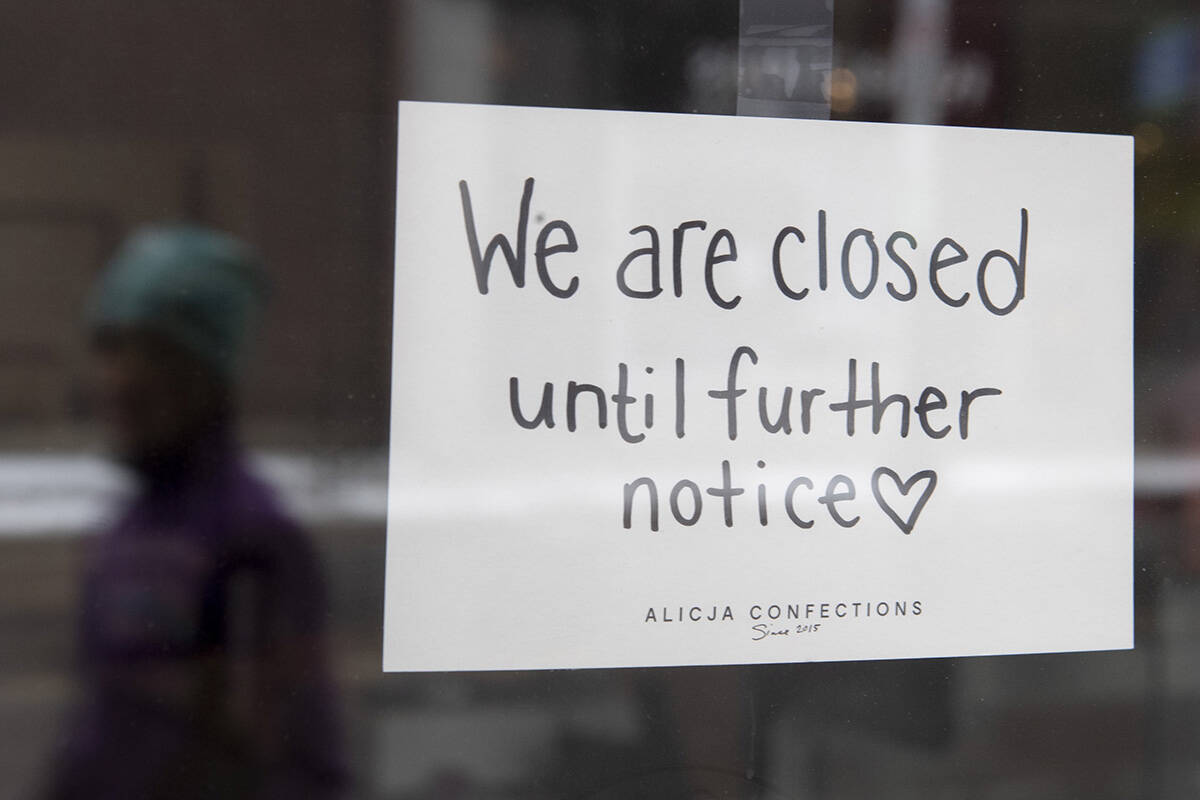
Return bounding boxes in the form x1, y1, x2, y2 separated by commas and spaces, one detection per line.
88, 225, 267, 376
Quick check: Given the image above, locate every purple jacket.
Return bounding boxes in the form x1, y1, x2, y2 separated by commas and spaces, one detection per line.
47, 441, 347, 800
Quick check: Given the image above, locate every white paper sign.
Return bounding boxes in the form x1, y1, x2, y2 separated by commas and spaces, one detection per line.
384, 101, 1132, 672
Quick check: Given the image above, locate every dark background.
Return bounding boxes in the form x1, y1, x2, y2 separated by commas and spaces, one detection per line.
1, 1, 1199, 798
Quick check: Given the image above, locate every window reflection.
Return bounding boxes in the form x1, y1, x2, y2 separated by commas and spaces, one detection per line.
0, 1, 1193, 798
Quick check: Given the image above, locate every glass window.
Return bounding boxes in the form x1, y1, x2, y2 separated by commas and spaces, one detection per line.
0, 2, 1195, 798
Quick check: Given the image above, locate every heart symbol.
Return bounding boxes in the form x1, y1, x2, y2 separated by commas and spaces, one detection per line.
871, 468, 938, 535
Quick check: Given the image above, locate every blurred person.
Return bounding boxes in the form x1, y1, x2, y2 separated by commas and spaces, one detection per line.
41, 227, 346, 800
